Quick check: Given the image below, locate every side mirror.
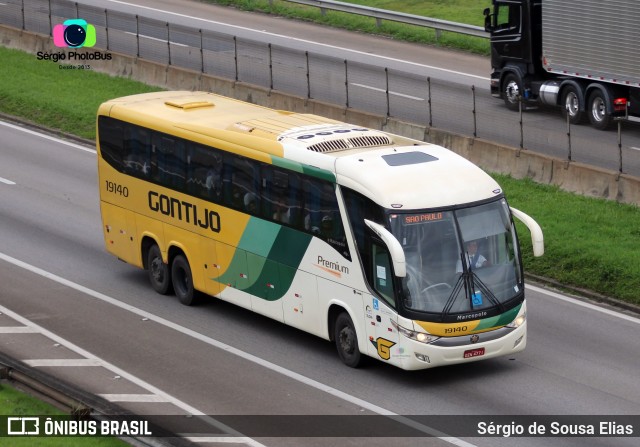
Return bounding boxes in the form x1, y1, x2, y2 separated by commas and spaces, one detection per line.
483, 8, 494, 32
364, 219, 406, 277
510, 207, 544, 257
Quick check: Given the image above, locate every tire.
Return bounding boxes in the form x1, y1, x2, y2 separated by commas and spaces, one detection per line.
587, 89, 612, 130
502, 73, 523, 111
171, 254, 197, 306
147, 244, 171, 295
334, 312, 362, 368
561, 85, 584, 124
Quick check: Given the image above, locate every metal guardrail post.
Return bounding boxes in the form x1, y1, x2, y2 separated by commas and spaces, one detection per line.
385, 67, 390, 117
200, 29, 204, 73
104, 9, 109, 51
305, 51, 311, 99
167, 22, 171, 66
135, 15, 140, 58
471, 85, 477, 138
344, 59, 349, 108
427, 77, 432, 128
23, 0, 26, 31
518, 95, 524, 151
566, 106, 572, 164
233, 36, 238, 81
268, 43, 273, 91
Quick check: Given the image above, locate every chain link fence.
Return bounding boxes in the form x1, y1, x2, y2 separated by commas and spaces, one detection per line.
2, 0, 639, 177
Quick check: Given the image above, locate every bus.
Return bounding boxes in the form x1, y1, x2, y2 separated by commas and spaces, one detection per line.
96, 91, 544, 370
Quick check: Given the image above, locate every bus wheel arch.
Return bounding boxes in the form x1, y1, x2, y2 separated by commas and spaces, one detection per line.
329, 306, 363, 368
169, 247, 198, 306
144, 238, 172, 295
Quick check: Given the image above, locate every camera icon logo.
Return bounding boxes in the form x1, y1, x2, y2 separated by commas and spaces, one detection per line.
53, 19, 96, 48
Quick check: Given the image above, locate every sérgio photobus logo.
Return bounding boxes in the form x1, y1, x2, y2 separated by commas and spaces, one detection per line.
37, 18, 112, 69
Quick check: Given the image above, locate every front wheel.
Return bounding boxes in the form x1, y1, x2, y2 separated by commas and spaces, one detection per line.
334, 312, 362, 368
587, 90, 612, 130
172, 254, 197, 305
502, 73, 523, 111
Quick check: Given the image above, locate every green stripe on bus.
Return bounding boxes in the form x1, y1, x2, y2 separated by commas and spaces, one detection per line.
475, 304, 522, 332
271, 156, 336, 182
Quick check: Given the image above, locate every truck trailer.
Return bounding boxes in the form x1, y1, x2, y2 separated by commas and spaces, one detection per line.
483, 0, 640, 129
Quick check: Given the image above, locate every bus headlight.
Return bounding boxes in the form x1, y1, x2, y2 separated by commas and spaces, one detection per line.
391, 321, 440, 344
506, 312, 526, 328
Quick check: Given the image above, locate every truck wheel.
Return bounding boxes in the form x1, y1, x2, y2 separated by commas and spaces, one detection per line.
561, 85, 584, 124
171, 254, 197, 305
147, 244, 172, 295
587, 90, 612, 130
502, 73, 522, 111
334, 312, 362, 368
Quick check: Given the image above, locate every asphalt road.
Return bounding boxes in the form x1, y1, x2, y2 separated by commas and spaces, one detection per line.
4, 0, 639, 175
1, 116, 639, 446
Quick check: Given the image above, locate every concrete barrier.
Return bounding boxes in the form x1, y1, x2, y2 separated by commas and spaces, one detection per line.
2, 24, 639, 206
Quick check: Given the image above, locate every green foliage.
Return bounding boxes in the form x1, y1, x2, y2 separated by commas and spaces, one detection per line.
203, 0, 491, 54
0, 47, 161, 140
494, 174, 640, 304
0, 383, 128, 446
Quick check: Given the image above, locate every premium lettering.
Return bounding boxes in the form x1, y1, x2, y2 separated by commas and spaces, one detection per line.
148, 191, 220, 232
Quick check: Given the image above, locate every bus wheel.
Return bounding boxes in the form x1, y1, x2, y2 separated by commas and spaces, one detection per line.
147, 245, 171, 295
334, 312, 362, 368
172, 254, 196, 306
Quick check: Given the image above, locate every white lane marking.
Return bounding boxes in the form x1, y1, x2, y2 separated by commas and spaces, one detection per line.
0, 120, 95, 154
0, 301, 266, 447
350, 83, 424, 100
526, 284, 640, 324
98, 394, 170, 403
0, 251, 476, 447
24, 359, 102, 367
0, 326, 38, 333
124, 31, 188, 47
631, 147, 640, 151
106, 0, 488, 81
0, 176, 16, 185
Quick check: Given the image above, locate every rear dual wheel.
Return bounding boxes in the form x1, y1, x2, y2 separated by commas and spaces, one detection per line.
147, 245, 196, 305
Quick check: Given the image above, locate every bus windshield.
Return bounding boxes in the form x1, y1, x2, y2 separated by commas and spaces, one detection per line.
388, 199, 522, 316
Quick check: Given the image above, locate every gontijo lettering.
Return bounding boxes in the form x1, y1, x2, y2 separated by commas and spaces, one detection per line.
148, 191, 220, 232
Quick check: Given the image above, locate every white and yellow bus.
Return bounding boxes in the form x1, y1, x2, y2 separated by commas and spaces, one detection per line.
97, 91, 543, 370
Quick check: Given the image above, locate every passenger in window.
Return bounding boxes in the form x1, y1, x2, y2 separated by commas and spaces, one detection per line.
244, 193, 258, 215
273, 205, 290, 224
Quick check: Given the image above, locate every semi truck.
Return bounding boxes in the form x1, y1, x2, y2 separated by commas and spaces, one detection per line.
483, 0, 640, 129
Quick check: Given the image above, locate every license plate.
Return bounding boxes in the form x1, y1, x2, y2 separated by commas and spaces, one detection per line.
464, 347, 485, 359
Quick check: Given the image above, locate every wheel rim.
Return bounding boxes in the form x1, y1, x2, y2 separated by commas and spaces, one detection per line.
505, 80, 520, 104
565, 92, 579, 117
591, 96, 605, 122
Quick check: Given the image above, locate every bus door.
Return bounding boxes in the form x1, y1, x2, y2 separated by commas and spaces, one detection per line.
364, 240, 400, 364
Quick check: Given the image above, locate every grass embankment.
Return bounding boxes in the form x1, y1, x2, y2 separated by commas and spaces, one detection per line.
0, 46, 639, 305
0, 382, 128, 446
203, 0, 491, 54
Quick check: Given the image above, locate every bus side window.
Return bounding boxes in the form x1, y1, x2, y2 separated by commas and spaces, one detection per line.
303, 178, 350, 259
123, 125, 151, 178
160, 136, 185, 191
97, 116, 125, 172
372, 241, 395, 307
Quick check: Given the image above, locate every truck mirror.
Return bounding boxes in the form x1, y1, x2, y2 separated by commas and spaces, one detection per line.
483, 8, 493, 32
364, 219, 406, 278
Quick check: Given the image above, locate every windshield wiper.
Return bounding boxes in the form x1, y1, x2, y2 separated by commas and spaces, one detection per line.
470, 272, 504, 312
